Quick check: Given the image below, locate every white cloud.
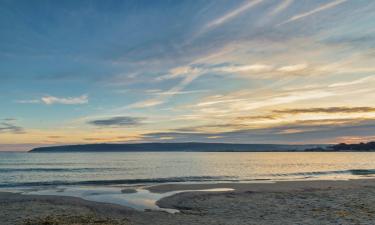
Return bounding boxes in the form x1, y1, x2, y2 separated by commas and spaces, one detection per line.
41, 95, 88, 105
279, 0, 347, 25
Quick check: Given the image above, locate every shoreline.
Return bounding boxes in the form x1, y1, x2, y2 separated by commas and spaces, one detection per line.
2, 179, 375, 224
147, 178, 375, 193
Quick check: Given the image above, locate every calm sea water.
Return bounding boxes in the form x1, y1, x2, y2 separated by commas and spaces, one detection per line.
1, 152, 375, 188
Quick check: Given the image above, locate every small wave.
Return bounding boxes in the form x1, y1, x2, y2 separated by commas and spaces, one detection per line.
0, 176, 238, 188
0, 163, 83, 166
272, 169, 375, 177
348, 169, 375, 175
0, 168, 119, 173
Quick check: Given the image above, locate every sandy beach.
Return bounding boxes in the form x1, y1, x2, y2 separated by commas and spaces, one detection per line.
2, 179, 375, 225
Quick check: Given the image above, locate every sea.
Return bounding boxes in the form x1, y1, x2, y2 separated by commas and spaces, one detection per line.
1, 152, 375, 211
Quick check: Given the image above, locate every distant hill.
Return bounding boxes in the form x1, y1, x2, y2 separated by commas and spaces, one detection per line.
29, 142, 326, 153
330, 142, 375, 151
304, 141, 375, 152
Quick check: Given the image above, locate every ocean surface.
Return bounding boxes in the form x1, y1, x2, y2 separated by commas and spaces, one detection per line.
2, 152, 375, 188
2, 152, 375, 211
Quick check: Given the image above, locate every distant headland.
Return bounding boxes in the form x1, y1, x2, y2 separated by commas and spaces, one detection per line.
28, 141, 375, 153
29, 142, 327, 153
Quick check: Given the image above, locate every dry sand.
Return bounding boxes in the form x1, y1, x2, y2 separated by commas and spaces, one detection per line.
2, 179, 375, 225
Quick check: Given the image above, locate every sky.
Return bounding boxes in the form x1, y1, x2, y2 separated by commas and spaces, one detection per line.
1, 0, 375, 151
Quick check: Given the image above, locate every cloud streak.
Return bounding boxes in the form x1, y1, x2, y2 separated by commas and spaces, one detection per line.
17, 95, 88, 105
41, 95, 88, 105
203, 0, 263, 31
274, 107, 375, 114
268, 0, 294, 17
129, 70, 203, 109
279, 0, 347, 25
329, 76, 375, 88
0, 120, 25, 134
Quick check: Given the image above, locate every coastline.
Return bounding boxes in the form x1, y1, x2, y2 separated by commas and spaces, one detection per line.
146, 178, 375, 193
2, 179, 375, 224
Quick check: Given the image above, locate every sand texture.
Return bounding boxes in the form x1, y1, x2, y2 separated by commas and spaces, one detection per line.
2, 179, 375, 225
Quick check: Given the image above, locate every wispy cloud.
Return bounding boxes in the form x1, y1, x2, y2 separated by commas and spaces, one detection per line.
157, 61, 352, 82
127, 99, 164, 109
218, 63, 311, 76
82, 135, 143, 143
17, 95, 88, 105
277, 64, 307, 72
203, 0, 263, 31
41, 95, 88, 105
156, 66, 203, 81
143, 118, 375, 144
274, 107, 375, 114
129, 70, 203, 109
219, 64, 273, 73
88, 116, 144, 127
146, 89, 207, 96
169, 76, 375, 132
195, 89, 335, 113
231, 107, 375, 124
268, 0, 294, 17
236, 115, 279, 121
3, 118, 17, 122
135, 39, 339, 109
15, 99, 40, 104
279, 0, 347, 25
329, 76, 375, 88
0, 119, 25, 134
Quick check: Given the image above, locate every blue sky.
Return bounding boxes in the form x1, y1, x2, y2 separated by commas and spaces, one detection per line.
1, 0, 375, 150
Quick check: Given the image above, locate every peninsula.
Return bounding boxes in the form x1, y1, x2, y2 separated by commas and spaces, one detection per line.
29, 142, 324, 153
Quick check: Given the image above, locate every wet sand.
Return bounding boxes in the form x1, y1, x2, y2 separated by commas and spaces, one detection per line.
2, 179, 375, 225
147, 178, 375, 193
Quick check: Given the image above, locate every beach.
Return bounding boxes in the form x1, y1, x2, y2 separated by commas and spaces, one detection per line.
2, 179, 375, 225
2, 0, 375, 224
